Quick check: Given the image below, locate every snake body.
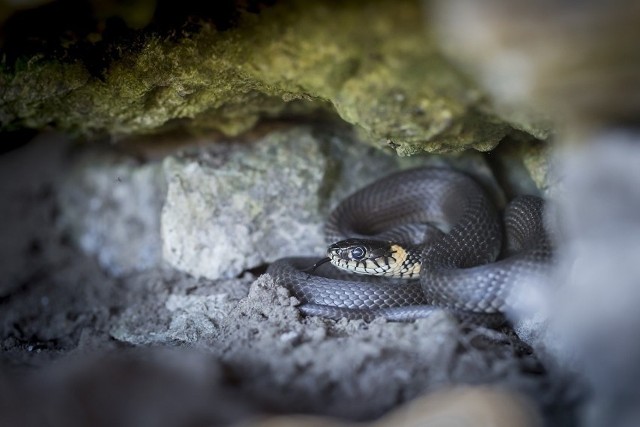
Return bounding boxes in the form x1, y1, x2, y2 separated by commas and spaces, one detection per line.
267, 167, 553, 322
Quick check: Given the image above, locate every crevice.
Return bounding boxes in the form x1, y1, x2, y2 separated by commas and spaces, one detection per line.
241, 263, 269, 277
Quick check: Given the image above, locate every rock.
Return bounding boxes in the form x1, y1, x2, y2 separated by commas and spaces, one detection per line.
57, 144, 166, 277
432, 0, 640, 130
544, 132, 640, 427
160, 126, 501, 280
245, 386, 543, 427
0, 348, 261, 427
0, 0, 544, 153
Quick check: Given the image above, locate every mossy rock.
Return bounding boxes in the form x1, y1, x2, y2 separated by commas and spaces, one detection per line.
0, 0, 547, 154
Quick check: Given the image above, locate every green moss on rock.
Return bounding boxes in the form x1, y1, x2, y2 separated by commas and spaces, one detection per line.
0, 0, 544, 153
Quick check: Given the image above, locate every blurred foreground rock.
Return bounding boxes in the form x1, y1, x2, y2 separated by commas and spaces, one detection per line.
433, 0, 640, 129
432, 1, 640, 427
244, 386, 542, 427
548, 133, 640, 427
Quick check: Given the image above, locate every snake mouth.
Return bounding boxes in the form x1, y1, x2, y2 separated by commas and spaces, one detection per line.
306, 257, 332, 273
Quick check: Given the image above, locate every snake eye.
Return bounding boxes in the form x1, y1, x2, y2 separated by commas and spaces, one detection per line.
350, 246, 366, 260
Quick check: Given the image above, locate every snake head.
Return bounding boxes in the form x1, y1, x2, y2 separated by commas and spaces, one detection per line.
327, 239, 406, 276
328, 239, 391, 260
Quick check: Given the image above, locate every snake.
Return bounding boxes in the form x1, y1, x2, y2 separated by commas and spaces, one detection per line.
267, 167, 553, 322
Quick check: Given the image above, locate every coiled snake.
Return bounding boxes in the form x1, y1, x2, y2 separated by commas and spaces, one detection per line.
267, 167, 553, 322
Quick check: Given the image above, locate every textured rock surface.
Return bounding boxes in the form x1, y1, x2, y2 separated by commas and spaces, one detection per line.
161, 126, 505, 280
0, 0, 545, 154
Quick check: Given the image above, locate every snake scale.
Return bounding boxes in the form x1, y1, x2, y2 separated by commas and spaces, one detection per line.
267, 167, 553, 322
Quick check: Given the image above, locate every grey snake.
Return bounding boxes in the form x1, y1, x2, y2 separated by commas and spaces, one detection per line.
267, 167, 553, 322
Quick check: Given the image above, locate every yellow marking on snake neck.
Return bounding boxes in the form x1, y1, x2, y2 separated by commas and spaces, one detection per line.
330, 244, 421, 279
387, 244, 421, 278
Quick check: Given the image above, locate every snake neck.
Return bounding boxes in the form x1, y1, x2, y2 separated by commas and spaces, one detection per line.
383, 244, 423, 278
